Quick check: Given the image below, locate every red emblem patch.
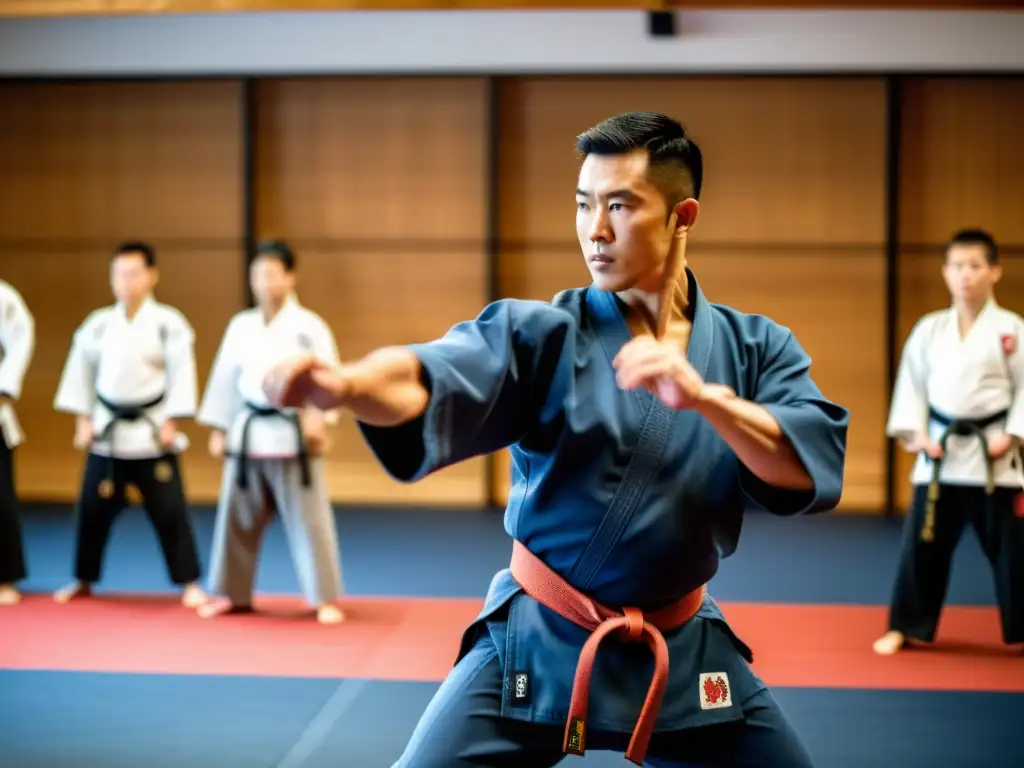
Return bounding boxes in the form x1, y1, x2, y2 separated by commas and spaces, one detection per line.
1001, 334, 1016, 356
1015, 492, 1024, 519
702, 675, 729, 705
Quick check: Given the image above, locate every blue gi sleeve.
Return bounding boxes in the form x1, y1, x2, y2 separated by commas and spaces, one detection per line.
357, 299, 573, 483
740, 324, 849, 516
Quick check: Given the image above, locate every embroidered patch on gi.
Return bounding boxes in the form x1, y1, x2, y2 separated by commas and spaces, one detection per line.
97, 479, 115, 500
1002, 334, 1016, 356
511, 671, 530, 703
699, 672, 732, 710
1015, 492, 1024, 519
154, 460, 174, 483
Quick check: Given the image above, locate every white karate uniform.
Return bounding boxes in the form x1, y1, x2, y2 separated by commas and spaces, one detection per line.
887, 298, 1024, 488
0, 281, 35, 449
53, 296, 197, 458
197, 295, 343, 607
198, 294, 340, 454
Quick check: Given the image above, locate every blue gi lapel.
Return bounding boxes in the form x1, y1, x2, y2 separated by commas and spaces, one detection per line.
569, 270, 715, 591
685, 270, 715, 381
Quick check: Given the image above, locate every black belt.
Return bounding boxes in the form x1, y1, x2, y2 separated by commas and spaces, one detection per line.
234, 401, 312, 490
94, 393, 171, 499
921, 406, 1008, 542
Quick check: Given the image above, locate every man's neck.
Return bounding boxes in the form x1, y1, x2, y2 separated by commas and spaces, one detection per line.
953, 294, 991, 336
121, 296, 147, 320
260, 299, 286, 324
955, 295, 989, 315
617, 268, 689, 338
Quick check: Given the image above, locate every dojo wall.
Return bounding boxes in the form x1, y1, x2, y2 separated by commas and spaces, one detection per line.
1, 74, 1022, 513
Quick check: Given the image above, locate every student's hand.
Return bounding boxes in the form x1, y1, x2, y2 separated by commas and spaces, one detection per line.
208, 430, 226, 459
301, 409, 330, 454
73, 416, 94, 450
902, 432, 942, 459
159, 420, 178, 448
988, 433, 1014, 459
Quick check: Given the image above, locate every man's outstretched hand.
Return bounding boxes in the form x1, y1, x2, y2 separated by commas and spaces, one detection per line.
265, 346, 428, 428
263, 354, 349, 411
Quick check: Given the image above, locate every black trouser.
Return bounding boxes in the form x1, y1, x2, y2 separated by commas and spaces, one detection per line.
0, 433, 26, 584
887, 483, 1024, 645
72, 452, 201, 586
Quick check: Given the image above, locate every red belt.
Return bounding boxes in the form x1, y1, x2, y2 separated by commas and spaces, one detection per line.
509, 540, 706, 766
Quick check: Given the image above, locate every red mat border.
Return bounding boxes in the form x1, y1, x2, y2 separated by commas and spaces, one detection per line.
2, 593, 1022, 692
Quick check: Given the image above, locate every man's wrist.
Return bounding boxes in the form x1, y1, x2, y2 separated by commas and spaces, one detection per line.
692, 383, 737, 416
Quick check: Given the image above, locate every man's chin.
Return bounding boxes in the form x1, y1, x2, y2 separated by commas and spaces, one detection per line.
590, 271, 633, 293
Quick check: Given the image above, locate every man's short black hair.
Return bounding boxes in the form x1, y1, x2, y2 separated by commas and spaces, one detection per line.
948, 228, 998, 265
253, 239, 296, 272
575, 111, 703, 207
113, 240, 156, 267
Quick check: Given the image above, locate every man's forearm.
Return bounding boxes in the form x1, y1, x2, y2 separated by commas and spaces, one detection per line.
343, 347, 431, 427
695, 387, 814, 490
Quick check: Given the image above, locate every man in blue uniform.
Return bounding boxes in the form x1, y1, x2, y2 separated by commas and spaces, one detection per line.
263, 112, 848, 767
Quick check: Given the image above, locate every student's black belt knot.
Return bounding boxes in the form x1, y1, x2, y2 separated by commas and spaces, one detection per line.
921, 405, 1009, 542
236, 401, 312, 490
94, 393, 169, 499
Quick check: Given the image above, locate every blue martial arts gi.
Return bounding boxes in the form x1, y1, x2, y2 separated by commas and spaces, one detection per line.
358, 270, 849, 767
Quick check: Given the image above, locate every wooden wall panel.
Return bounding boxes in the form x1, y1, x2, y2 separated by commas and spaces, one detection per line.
255, 77, 489, 506
0, 81, 245, 504
494, 76, 888, 511
894, 77, 1024, 511
900, 78, 1024, 247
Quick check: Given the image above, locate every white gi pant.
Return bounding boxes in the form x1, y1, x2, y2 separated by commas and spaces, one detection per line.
207, 454, 343, 607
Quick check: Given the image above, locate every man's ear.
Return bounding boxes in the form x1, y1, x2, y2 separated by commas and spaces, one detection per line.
672, 198, 699, 234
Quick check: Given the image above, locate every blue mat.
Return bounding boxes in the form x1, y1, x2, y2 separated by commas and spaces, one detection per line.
1, 669, 1020, 768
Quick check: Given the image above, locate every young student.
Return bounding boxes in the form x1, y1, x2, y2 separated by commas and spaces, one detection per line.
876, 228, 1024, 656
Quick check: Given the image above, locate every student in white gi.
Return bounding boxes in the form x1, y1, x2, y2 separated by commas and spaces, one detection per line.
52, 241, 206, 607
0, 280, 35, 605
196, 240, 344, 624
876, 229, 1024, 655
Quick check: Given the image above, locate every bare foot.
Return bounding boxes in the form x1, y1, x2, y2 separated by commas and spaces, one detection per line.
873, 630, 907, 655
54, 581, 91, 603
181, 583, 207, 609
197, 599, 254, 619
317, 604, 346, 625
0, 584, 21, 605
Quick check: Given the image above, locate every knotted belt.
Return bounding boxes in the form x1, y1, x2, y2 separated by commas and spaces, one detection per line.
509, 540, 706, 766
94, 393, 168, 495
235, 401, 312, 491
921, 405, 1008, 542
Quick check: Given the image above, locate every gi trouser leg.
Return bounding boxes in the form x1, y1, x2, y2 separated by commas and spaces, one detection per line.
969, 486, 1024, 644
129, 456, 201, 586
206, 456, 272, 606
0, 434, 26, 584
887, 483, 969, 642
261, 456, 342, 607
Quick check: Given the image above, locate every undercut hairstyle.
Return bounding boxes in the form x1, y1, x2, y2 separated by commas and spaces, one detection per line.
113, 240, 156, 267
575, 111, 703, 209
948, 228, 999, 265
253, 239, 297, 272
